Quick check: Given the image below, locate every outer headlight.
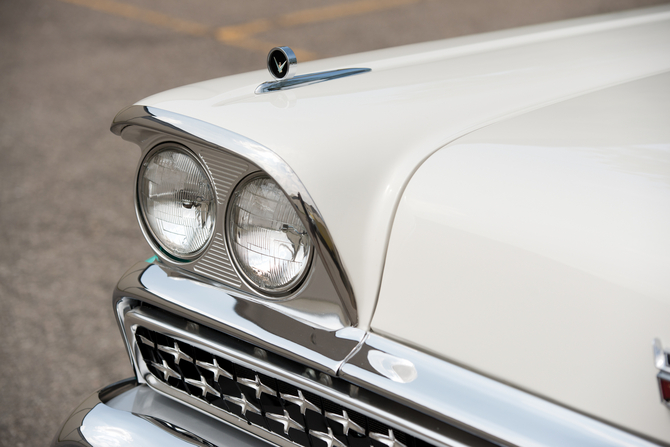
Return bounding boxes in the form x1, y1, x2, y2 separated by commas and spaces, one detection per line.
137, 144, 216, 261
227, 173, 312, 295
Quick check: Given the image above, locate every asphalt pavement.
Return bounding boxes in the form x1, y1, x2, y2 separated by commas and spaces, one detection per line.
0, 0, 666, 445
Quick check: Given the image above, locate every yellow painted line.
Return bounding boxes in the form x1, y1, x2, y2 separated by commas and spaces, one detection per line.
58, 0, 424, 62
277, 0, 421, 28
216, 18, 273, 42
57, 0, 317, 59
214, 0, 423, 60
216, 0, 422, 45
58, 0, 210, 37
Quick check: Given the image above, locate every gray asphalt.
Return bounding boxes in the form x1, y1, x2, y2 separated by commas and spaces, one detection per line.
0, 0, 666, 445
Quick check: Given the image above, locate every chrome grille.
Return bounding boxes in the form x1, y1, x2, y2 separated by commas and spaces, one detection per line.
136, 327, 433, 447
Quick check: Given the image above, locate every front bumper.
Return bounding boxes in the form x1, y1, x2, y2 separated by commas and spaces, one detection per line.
51, 378, 270, 447
55, 260, 666, 447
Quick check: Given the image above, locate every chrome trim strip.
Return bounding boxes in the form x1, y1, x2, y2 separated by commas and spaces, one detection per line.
115, 293, 141, 377
111, 105, 357, 327
340, 333, 664, 447
653, 338, 670, 373
255, 68, 371, 94
119, 304, 490, 447
652, 338, 670, 408
115, 261, 365, 376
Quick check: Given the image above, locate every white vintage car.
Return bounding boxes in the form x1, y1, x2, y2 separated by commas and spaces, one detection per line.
53, 5, 670, 447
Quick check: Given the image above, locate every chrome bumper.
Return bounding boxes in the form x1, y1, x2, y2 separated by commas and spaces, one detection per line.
51, 378, 270, 447
110, 261, 664, 447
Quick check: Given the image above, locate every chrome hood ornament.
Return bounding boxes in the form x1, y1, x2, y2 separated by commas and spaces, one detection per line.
267, 46, 297, 80
257, 46, 370, 94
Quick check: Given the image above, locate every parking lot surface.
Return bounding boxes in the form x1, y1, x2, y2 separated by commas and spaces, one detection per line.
0, 0, 666, 444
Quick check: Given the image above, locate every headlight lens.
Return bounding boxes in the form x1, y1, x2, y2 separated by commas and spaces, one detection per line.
138, 145, 216, 260
227, 174, 312, 294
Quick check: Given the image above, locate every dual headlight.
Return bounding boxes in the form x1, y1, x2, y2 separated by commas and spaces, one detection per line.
137, 144, 312, 295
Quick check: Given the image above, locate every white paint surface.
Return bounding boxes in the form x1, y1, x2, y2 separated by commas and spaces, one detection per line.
137, 6, 670, 329
373, 73, 670, 442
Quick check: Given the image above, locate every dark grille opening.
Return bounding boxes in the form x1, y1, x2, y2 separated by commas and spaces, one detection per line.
136, 327, 435, 447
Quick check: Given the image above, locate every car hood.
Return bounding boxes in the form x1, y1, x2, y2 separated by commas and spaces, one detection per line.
136, 5, 670, 330
375, 70, 670, 443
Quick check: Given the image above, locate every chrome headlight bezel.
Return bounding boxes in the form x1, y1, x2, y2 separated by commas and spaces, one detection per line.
135, 142, 217, 263
116, 106, 357, 326
225, 172, 314, 297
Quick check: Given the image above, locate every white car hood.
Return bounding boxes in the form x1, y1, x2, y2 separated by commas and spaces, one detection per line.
375, 70, 670, 443
137, 6, 670, 332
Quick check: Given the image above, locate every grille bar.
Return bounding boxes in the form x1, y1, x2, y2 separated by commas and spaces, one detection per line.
136, 326, 433, 447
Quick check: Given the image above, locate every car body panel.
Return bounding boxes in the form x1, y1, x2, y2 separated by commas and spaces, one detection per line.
135, 5, 670, 331
91, 6, 670, 446
374, 71, 670, 442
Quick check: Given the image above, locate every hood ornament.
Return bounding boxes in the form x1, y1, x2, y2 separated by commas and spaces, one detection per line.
267, 47, 297, 80
257, 46, 371, 95
653, 338, 670, 407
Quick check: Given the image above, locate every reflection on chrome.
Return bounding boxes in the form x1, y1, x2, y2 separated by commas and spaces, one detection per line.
138, 415, 219, 447
195, 358, 233, 382
126, 263, 363, 374
236, 374, 277, 400
255, 68, 371, 94
224, 393, 261, 416
309, 427, 346, 447
367, 350, 417, 384
280, 389, 319, 415
265, 409, 304, 435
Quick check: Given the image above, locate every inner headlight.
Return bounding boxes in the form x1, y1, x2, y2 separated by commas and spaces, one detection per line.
137, 144, 216, 261
227, 174, 312, 295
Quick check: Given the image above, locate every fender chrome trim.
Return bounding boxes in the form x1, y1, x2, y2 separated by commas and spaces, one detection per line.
341, 333, 665, 447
